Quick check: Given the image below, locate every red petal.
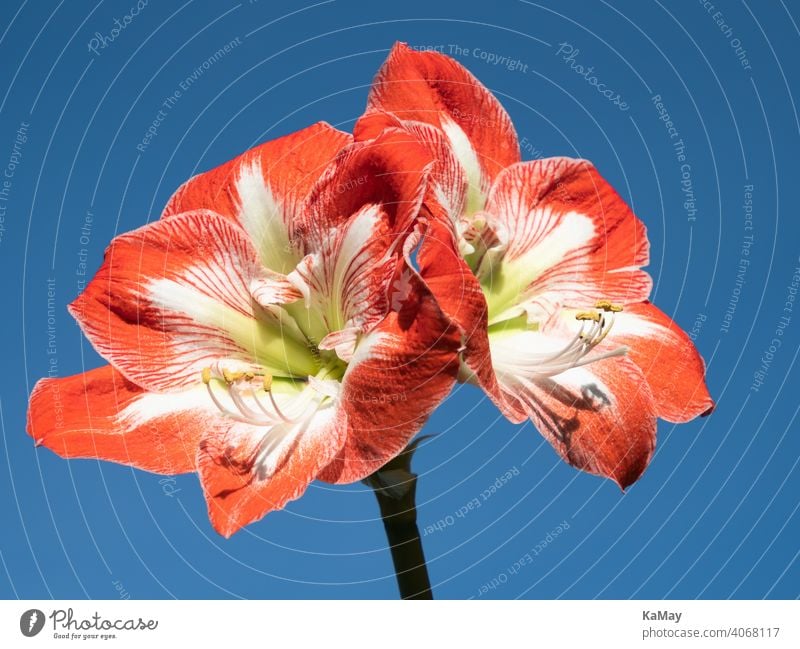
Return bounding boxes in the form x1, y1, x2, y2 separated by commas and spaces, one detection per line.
162, 121, 351, 222
356, 114, 468, 220
197, 406, 346, 537
26, 365, 208, 474
606, 302, 715, 422
69, 210, 314, 392
482, 158, 652, 308
416, 216, 520, 415
319, 276, 461, 483
358, 42, 520, 181
297, 128, 433, 250
162, 123, 351, 275
291, 204, 398, 340
500, 356, 657, 489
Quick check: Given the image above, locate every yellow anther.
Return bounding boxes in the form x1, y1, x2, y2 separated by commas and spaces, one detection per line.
201, 367, 212, 385
595, 300, 623, 313
222, 369, 244, 383
262, 373, 273, 391
575, 311, 602, 322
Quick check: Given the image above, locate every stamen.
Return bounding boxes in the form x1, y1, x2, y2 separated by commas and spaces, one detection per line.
496, 304, 628, 379
250, 388, 288, 423
595, 299, 623, 313
223, 369, 244, 383
228, 384, 266, 422
594, 312, 616, 345
204, 379, 259, 425
199, 365, 332, 427
267, 390, 291, 423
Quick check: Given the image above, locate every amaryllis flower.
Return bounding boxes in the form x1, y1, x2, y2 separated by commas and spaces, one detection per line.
354, 43, 714, 488
27, 122, 460, 536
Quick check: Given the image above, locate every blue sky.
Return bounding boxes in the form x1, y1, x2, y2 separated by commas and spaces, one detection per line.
1, 0, 798, 599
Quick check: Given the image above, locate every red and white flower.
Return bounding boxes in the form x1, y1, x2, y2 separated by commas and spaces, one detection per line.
26, 44, 716, 545
355, 43, 714, 488
27, 122, 460, 536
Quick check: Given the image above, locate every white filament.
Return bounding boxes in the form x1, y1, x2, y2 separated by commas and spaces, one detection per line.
494, 311, 628, 379
203, 370, 322, 427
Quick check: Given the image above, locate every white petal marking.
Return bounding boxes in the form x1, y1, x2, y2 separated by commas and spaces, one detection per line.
236, 161, 297, 274
441, 116, 486, 214
115, 386, 214, 429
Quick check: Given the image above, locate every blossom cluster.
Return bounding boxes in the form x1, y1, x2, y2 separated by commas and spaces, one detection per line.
27, 43, 713, 536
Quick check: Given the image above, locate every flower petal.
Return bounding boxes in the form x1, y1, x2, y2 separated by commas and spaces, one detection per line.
289, 204, 398, 342
318, 327, 361, 363
197, 402, 346, 537
319, 275, 461, 483
603, 301, 715, 422
480, 158, 652, 320
359, 42, 520, 183
415, 216, 515, 411
70, 210, 317, 392
355, 113, 471, 220
163, 122, 351, 274
26, 365, 212, 474
491, 341, 657, 488
298, 127, 433, 250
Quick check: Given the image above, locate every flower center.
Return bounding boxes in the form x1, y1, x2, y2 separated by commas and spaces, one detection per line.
201, 362, 341, 427
488, 301, 628, 379
480, 260, 535, 326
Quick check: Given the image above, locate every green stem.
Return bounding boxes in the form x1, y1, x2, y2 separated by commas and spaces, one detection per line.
368, 442, 433, 600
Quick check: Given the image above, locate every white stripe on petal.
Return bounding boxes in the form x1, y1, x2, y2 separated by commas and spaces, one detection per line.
236, 161, 298, 274
441, 116, 486, 214
115, 385, 214, 429
481, 209, 596, 324
148, 274, 318, 378
291, 204, 392, 339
